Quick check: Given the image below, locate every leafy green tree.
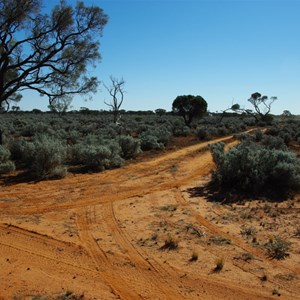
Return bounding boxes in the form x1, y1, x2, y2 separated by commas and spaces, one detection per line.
218, 103, 240, 123
155, 108, 166, 116
248, 92, 277, 123
172, 95, 207, 127
0, 0, 108, 110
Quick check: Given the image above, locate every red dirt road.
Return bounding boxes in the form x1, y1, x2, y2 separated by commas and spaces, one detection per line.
0, 135, 299, 299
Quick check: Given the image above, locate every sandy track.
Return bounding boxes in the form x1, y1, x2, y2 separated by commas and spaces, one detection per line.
0, 134, 299, 299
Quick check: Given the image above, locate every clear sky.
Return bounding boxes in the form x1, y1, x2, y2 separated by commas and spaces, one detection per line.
21, 0, 300, 114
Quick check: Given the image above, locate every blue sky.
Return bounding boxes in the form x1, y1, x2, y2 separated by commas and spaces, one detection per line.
22, 0, 300, 114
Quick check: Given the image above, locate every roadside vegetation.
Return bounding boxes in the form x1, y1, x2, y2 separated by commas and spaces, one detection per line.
209, 120, 300, 200
0, 109, 260, 180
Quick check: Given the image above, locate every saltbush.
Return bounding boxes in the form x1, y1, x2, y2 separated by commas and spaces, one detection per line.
0, 145, 15, 174
0, 145, 11, 162
118, 135, 141, 159
261, 135, 287, 151
0, 161, 16, 174
197, 127, 209, 140
171, 119, 190, 137
140, 127, 171, 150
253, 129, 264, 142
209, 141, 300, 198
140, 134, 164, 151
26, 135, 67, 179
264, 235, 291, 260
71, 142, 124, 171
9, 138, 28, 161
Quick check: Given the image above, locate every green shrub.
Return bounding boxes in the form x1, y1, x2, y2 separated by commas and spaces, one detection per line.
27, 135, 67, 179
172, 119, 190, 137
118, 135, 141, 159
154, 127, 172, 145
72, 142, 124, 171
20, 140, 36, 166
0, 160, 15, 174
265, 126, 280, 136
261, 135, 287, 150
264, 236, 291, 260
140, 133, 164, 151
279, 131, 292, 146
140, 126, 172, 151
9, 138, 28, 161
107, 141, 124, 168
197, 127, 209, 140
0, 145, 10, 162
209, 141, 300, 198
254, 129, 264, 142
0, 145, 15, 174
240, 226, 256, 237
217, 126, 229, 136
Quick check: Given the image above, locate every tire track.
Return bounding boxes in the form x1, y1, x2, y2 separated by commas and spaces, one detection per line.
107, 197, 278, 300
76, 204, 185, 300
174, 188, 300, 276
108, 200, 184, 282
0, 135, 236, 216
76, 206, 146, 299
0, 223, 95, 272
1, 129, 299, 299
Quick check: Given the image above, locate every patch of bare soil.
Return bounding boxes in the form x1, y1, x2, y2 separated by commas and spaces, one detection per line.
0, 134, 299, 299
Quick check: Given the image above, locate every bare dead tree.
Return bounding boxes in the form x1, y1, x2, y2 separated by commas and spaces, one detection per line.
104, 76, 125, 124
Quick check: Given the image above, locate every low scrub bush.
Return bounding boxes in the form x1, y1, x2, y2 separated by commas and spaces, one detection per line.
9, 138, 28, 161
0, 161, 15, 174
0, 145, 15, 174
160, 235, 179, 250
253, 129, 264, 142
171, 119, 190, 137
141, 134, 165, 151
261, 135, 287, 151
140, 127, 171, 151
196, 126, 219, 140
190, 252, 198, 262
118, 135, 141, 159
213, 257, 225, 272
0, 145, 11, 162
197, 127, 209, 140
264, 236, 291, 260
71, 141, 124, 171
209, 141, 300, 198
25, 135, 67, 179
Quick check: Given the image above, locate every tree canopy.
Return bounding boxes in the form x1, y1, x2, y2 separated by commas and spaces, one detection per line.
0, 0, 108, 111
172, 95, 207, 127
248, 92, 277, 123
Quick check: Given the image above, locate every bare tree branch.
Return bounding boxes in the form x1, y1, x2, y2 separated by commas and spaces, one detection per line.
104, 76, 125, 123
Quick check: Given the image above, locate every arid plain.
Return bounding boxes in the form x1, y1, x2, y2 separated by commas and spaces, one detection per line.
0, 134, 299, 299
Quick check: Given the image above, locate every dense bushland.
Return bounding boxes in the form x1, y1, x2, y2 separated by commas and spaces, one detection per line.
0, 111, 298, 181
